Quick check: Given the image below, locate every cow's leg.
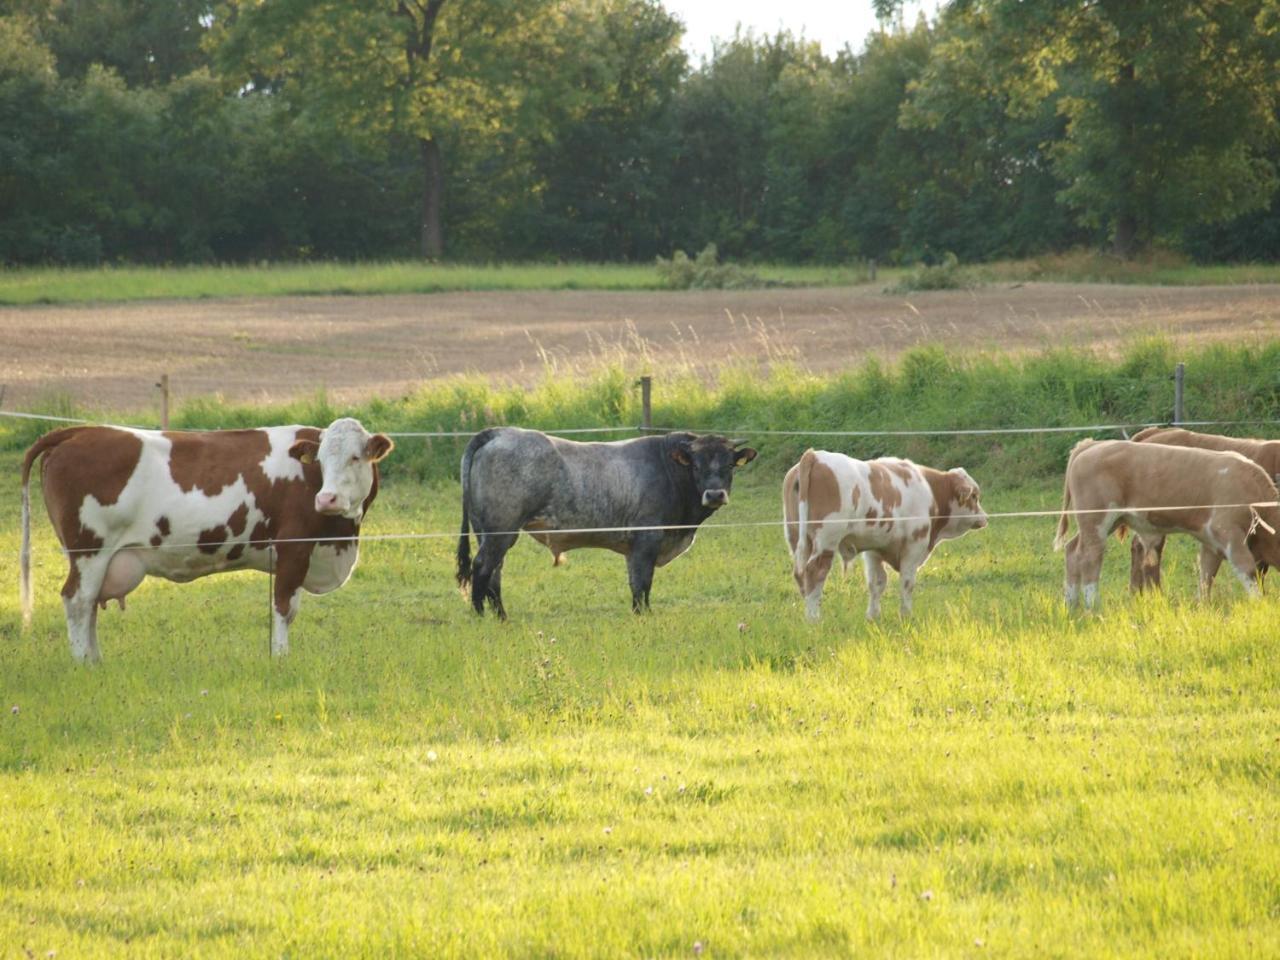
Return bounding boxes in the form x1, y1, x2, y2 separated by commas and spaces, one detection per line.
62, 592, 99, 664
472, 532, 518, 618
1063, 534, 1081, 608
1130, 535, 1165, 593
801, 549, 835, 621
626, 535, 662, 612
1222, 533, 1262, 598
271, 546, 310, 656
896, 549, 926, 618
272, 589, 301, 656
862, 552, 888, 621
837, 540, 858, 574
62, 553, 112, 664
1197, 543, 1224, 600
1074, 526, 1107, 611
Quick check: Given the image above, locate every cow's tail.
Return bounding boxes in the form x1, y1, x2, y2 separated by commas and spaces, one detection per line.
1054, 439, 1094, 551
793, 449, 818, 576
19, 427, 82, 628
456, 429, 498, 590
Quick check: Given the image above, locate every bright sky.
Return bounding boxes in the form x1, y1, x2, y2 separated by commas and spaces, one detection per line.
662, 0, 938, 63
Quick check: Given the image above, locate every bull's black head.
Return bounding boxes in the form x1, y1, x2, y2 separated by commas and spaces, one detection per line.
670, 434, 758, 510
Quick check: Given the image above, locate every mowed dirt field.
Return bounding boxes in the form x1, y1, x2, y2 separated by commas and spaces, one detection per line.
3, 282, 1279, 412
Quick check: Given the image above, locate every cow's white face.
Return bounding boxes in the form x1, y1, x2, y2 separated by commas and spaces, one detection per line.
292, 418, 394, 519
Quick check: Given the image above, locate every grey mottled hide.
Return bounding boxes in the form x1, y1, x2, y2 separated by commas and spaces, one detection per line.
456, 427, 756, 617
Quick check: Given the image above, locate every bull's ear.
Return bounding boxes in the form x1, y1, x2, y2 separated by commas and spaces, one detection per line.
734, 446, 758, 468
365, 433, 394, 463
671, 444, 692, 466
289, 439, 320, 465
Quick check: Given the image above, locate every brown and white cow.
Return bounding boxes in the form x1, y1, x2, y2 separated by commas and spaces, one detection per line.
1054, 438, 1280, 610
20, 418, 393, 662
782, 449, 987, 621
1127, 427, 1280, 591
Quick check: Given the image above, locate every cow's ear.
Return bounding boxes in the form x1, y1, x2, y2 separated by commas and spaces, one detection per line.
950, 467, 978, 503
671, 444, 692, 466
289, 439, 320, 465
734, 446, 758, 468
365, 433, 394, 463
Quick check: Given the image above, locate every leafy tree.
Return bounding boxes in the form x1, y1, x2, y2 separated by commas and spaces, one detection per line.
212, 0, 565, 259
1, 0, 214, 86
516, 0, 686, 260
666, 30, 820, 259
898, 5, 1084, 259
883, 0, 1280, 257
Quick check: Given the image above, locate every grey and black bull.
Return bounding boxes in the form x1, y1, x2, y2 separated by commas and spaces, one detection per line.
455, 428, 757, 617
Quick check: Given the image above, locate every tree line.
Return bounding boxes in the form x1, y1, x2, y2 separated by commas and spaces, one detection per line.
3, 0, 1279, 267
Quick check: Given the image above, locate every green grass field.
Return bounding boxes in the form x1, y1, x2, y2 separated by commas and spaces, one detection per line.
3, 252, 1280, 305
3, 440, 1279, 956
0, 261, 879, 305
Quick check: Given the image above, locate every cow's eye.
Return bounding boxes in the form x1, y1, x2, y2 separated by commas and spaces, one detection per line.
351, 455, 360, 463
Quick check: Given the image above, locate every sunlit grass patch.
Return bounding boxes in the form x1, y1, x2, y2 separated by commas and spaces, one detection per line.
2, 442, 1279, 955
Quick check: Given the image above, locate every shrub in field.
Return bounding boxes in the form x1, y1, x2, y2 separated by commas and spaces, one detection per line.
655, 243, 763, 290
885, 252, 976, 293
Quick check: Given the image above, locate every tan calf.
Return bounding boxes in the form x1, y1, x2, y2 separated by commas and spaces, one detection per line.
1128, 427, 1280, 591
783, 449, 987, 621
1055, 439, 1280, 610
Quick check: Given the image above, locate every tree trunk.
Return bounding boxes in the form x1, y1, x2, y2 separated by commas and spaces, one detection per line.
419, 136, 443, 259
1112, 58, 1140, 259
1113, 212, 1138, 259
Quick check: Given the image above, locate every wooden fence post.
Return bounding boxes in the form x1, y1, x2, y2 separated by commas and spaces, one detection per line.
157, 373, 170, 430
638, 375, 652, 431
1173, 362, 1184, 425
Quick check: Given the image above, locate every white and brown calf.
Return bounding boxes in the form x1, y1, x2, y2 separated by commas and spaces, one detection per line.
782, 450, 988, 621
1054, 439, 1280, 610
20, 417, 392, 662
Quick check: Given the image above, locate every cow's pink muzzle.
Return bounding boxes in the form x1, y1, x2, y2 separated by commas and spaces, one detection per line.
315, 492, 344, 515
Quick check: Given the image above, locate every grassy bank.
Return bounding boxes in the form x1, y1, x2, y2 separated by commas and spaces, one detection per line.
6, 340, 1277, 487
982, 250, 1280, 286
3, 253, 1280, 305
3, 449, 1279, 955
0, 261, 877, 305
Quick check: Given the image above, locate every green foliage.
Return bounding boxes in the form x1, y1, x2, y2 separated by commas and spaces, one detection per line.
3, 2, 1280, 264
654, 243, 764, 290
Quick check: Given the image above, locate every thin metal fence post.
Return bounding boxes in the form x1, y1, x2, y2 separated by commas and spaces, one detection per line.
1173, 362, 1185, 425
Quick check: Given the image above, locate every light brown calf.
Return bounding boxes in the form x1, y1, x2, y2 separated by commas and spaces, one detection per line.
1055, 439, 1280, 609
1128, 427, 1280, 591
